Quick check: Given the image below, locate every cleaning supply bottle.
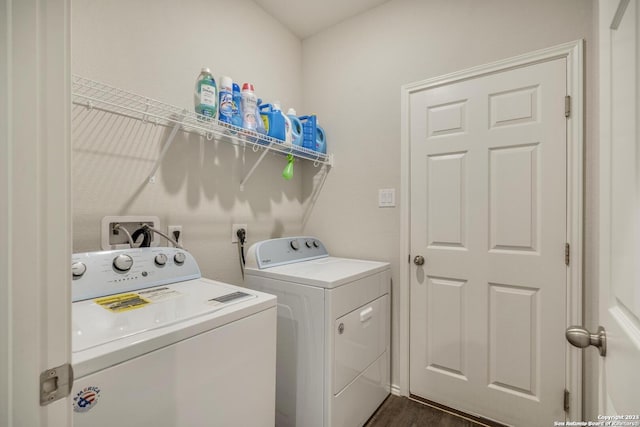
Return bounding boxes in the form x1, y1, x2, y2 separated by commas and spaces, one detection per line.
218, 76, 233, 124
255, 99, 267, 137
316, 125, 327, 154
271, 102, 287, 142
231, 83, 242, 128
287, 108, 303, 147
194, 68, 217, 119
258, 103, 285, 141
277, 103, 293, 146
241, 83, 257, 131
298, 115, 317, 150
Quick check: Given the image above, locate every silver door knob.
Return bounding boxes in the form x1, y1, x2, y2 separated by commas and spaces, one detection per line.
566, 325, 606, 357
414, 255, 425, 266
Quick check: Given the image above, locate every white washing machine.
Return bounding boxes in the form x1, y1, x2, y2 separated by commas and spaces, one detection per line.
71, 246, 277, 427
244, 237, 391, 427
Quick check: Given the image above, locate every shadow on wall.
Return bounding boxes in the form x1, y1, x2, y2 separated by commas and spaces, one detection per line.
158, 128, 283, 215
301, 164, 330, 229
71, 104, 331, 254
71, 105, 325, 215
271, 219, 285, 238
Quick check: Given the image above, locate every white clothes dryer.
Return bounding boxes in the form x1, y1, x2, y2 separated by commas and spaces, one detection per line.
244, 237, 390, 427
71, 247, 277, 427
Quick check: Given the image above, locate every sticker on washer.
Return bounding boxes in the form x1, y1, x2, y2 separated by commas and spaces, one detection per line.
94, 293, 150, 312
72, 386, 101, 413
137, 287, 182, 302
207, 291, 252, 306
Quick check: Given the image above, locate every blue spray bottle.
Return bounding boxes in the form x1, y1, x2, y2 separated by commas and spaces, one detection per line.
231, 83, 242, 129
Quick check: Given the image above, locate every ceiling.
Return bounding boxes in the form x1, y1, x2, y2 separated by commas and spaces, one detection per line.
253, 0, 390, 39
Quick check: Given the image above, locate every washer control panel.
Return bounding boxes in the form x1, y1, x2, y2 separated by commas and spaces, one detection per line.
246, 236, 328, 269
71, 247, 201, 302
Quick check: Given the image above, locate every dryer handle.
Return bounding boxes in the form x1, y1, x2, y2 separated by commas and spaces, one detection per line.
360, 306, 374, 323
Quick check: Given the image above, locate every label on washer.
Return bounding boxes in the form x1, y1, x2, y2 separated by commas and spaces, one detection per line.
137, 287, 182, 302
94, 293, 150, 312
207, 291, 251, 306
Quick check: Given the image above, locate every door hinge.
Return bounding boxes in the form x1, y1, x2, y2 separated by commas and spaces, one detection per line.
564, 388, 570, 412
40, 363, 74, 406
565, 95, 571, 118
565, 243, 570, 266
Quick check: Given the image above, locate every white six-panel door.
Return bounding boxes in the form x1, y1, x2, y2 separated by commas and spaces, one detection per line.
409, 58, 568, 425
598, 0, 640, 415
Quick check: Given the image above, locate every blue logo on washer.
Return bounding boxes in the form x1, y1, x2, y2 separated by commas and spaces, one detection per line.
73, 386, 101, 413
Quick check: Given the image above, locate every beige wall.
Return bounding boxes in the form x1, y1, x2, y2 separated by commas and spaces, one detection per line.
72, 0, 600, 418
72, 0, 306, 284
301, 0, 597, 412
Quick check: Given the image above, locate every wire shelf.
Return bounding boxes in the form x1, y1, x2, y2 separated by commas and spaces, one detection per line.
71, 75, 333, 186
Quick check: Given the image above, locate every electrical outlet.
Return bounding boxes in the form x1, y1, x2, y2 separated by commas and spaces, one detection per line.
231, 224, 247, 243
168, 225, 183, 246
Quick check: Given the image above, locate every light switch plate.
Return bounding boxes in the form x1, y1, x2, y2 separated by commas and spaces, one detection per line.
378, 188, 396, 208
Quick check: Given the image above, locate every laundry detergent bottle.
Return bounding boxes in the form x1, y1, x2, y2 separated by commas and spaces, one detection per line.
287, 108, 303, 147
279, 104, 293, 146
259, 103, 285, 141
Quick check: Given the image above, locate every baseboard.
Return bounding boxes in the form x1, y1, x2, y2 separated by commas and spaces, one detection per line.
390, 384, 401, 396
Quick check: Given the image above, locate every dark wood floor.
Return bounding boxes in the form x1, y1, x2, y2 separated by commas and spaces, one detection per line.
364, 396, 489, 427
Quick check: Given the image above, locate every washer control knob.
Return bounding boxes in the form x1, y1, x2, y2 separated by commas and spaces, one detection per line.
305, 240, 313, 248
71, 261, 86, 278
290, 240, 300, 251
174, 252, 186, 265
313, 240, 320, 248
154, 253, 168, 266
113, 254, 133, 272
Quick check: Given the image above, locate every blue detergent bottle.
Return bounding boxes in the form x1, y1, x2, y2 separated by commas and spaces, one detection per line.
316, 125, 327, 154
287, 108, 303, 147
298, 115, 317, 150
259, 103, 286, 141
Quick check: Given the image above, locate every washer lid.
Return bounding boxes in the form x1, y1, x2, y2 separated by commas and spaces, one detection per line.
71, 277, 277, 379
72, 279, 263, 353
244, 256, 390, 288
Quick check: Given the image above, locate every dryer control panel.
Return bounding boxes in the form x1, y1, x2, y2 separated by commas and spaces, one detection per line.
71, 247, 201, 302
245, 236, 328, 269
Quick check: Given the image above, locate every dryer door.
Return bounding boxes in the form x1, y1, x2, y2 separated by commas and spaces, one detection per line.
333, 294, 389, 394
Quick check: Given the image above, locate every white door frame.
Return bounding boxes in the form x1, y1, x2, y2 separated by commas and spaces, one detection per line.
597, 0, 640, 416
0, 0, 72, 425
399, 40, 584, 420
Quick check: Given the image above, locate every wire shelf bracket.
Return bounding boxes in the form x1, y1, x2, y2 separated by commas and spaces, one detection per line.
147, 111, 187, 183
240, 142, 274, 191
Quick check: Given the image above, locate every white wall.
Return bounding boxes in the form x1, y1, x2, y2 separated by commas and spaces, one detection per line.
72, 0, 305, 284
301, 0, 597, 412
